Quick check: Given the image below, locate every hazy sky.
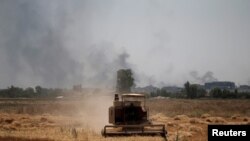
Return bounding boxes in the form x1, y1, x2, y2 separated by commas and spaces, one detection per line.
0, 0, 250, 88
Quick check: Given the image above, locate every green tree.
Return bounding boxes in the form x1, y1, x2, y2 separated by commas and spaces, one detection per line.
184, 81, 191, 98
184, 82, 204, 99
7, 85, 24, 98
222, 89, 230, 98
160, 89, 170, 97
116, 69, 134, 93
35, 86, 42, 95
189, 84, 198, 98
196, 87, 206, 98
210, 88, 222, 98
23, 87, 35, 97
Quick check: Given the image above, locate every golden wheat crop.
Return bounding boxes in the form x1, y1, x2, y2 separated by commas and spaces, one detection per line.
0, 98, 249, 141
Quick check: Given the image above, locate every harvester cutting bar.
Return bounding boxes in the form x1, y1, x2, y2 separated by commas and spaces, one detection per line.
102, 124, 167, 138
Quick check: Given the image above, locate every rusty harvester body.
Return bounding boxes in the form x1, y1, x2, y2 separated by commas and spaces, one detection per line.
102, 93, 167, 138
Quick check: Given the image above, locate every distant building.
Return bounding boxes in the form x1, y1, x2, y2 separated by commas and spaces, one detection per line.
161, 86, 183, 93
132, 85, 183, 94
239, 85, 250, 89
132, 85, 158, 94
192, 84, 205, 89
238, 85, 250, 93
204, 81, 236, 90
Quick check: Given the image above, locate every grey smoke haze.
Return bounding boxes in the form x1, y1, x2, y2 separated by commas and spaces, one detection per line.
0, 0, 250, 88
0, 0, 131, 88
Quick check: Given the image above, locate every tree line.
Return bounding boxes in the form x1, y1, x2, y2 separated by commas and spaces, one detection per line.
1, 68, 250, 99
150, 81, 250, 99
0, 85, 63, 98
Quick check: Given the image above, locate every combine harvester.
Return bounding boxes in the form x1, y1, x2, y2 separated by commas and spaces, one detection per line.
102, 93, 167, 139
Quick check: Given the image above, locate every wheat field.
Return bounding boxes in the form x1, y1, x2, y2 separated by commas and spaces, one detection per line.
0, 98, 249, 141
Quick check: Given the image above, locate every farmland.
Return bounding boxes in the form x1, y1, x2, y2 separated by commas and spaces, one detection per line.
0, 97, 249, 141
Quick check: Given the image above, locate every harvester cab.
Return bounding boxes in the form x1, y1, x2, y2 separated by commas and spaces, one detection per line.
102, 93, 167, 139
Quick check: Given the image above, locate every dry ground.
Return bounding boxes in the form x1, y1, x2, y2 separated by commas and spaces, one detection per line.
0, 98, 249, 141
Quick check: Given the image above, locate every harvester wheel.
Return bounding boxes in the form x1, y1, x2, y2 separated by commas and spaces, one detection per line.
161, 132, 167, 141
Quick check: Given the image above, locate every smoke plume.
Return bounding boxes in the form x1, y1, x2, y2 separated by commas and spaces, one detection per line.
0, 1, 131, 88
189, 71, 218, 84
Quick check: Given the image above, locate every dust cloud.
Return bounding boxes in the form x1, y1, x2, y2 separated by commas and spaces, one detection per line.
76, 90, 114, 132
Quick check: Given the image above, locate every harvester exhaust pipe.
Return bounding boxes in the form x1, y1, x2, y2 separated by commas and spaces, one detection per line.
114, 94, 119, 101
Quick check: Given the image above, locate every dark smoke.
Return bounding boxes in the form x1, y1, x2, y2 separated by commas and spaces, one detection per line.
0, 1, 131, 88
189, 71, 218, 84
0, 1, 82, 88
